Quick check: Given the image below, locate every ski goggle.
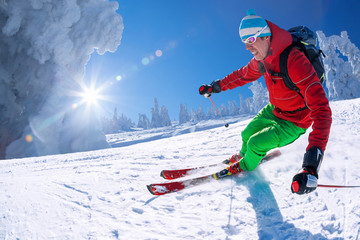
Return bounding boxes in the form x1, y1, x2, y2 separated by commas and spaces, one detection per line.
242, 25, 268, 44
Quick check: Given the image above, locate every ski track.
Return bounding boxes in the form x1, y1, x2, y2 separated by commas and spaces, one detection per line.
0, 99, 359, 239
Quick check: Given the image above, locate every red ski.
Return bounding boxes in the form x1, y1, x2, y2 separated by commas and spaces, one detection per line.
147, 150, 281, 195
160, 150, 281, 180
160, 162, 225, 180
147, 174, 213, 196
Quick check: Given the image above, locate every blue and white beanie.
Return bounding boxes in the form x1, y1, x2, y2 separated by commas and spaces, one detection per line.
239, 9, 271, 41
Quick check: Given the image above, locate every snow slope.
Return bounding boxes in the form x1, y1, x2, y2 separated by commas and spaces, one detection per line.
1, 99, 360, 239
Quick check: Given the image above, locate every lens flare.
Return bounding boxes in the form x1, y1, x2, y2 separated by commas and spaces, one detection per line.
141, 57, 150, 65
155, 50, 163, 57
25, 134, 33, 143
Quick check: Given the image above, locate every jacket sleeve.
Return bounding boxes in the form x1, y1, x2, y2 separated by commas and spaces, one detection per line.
287, 49, 332, 152
219, 58, 263, 91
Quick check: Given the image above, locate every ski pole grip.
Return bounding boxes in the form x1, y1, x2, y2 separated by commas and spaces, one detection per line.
199, 84, 212, 96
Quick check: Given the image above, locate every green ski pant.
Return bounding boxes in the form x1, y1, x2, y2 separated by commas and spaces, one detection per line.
238, 103, 307, 171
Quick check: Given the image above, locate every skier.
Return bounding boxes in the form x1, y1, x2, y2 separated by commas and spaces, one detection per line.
199, 9, 332, 195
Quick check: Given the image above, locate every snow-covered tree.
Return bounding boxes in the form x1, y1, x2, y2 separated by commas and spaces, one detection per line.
150, 98, 171, 128
189, 104, 206, 122
228, 100, 240, 116
160, 106, 171, 127
190, 109, 197, 122
101, 108, 134, 133
247, 81, 269, 114
137, 114, 150, 129
1, 0, 123, 159
118, 113, 134, 131
238, 94, 250, 115
150, 98, 161, 128
220, 104, 229, 116
317, 31, 360, 100
206, 106, 217, 119
179, 104, 190, 124
196, 104, 206, 121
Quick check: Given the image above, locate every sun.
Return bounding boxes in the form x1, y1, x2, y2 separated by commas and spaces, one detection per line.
73, 79, 113, 115
81, 87, 100, 105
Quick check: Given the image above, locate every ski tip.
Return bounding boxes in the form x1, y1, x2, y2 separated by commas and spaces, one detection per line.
160, 170, 166, 179
147, 184, 155, 195
273, 149, 281, 157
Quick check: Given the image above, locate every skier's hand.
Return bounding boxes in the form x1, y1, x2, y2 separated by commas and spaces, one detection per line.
291, 147, 323, 195
199, 80, 222, 97
291, 167, 318, 194
199, 84, 212, 97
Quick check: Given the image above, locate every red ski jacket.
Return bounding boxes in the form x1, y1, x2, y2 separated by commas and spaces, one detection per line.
218, 21, 332, 152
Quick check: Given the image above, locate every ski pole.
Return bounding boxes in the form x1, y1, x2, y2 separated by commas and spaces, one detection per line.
317, 184, 360, 189
208, 96, 229, 128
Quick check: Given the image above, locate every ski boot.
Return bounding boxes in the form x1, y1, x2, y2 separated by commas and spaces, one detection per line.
213, 162, 243, 179
223, 152, 242, 165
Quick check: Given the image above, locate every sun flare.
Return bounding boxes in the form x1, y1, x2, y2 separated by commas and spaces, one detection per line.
81, 87, 100, 105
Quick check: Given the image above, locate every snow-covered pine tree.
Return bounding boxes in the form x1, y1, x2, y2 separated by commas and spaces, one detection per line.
160, 106, 171, 127
238, 94, 250, 115
248, 81, 268, 114
228, 100, 239, 116
150, 98, 171, 128
137, 114, 150, 129
317, 31, 360, 100
179, 104, 190, 124
118, 113, 134, 131
220, 104, 228, 116
150, 98, 162, 128
206, 106, 217, 119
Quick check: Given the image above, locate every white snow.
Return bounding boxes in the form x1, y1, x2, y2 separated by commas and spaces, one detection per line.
1, 98, 360, 239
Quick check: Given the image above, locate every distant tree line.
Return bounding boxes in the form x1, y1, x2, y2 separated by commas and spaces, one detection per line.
101, 98, 172, 134
101, 82, 269, 133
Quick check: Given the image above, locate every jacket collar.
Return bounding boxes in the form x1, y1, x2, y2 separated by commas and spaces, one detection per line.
263, 20, 292, 66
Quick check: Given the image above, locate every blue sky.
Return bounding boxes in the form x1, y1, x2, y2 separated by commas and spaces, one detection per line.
84, 0, 360, 122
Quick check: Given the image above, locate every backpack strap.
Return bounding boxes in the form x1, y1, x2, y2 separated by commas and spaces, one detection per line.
262, 44, 308, 113
258, 61, 266, 75
278, 45, 301, 92
278, 44, 308, 112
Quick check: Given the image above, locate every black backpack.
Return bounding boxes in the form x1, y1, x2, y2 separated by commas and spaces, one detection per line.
259, 26, 326, 112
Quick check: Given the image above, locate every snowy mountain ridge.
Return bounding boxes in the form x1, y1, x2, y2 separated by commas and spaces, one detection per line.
0, 98, 360, 239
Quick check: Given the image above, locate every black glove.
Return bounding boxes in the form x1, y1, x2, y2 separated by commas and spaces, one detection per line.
291, 167, 318, 194
291, 147, 324, 195
199, 80, 222, 97
199, 84, 212, 97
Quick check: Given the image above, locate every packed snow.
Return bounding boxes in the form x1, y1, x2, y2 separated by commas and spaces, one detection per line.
1, 98, 360, 239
